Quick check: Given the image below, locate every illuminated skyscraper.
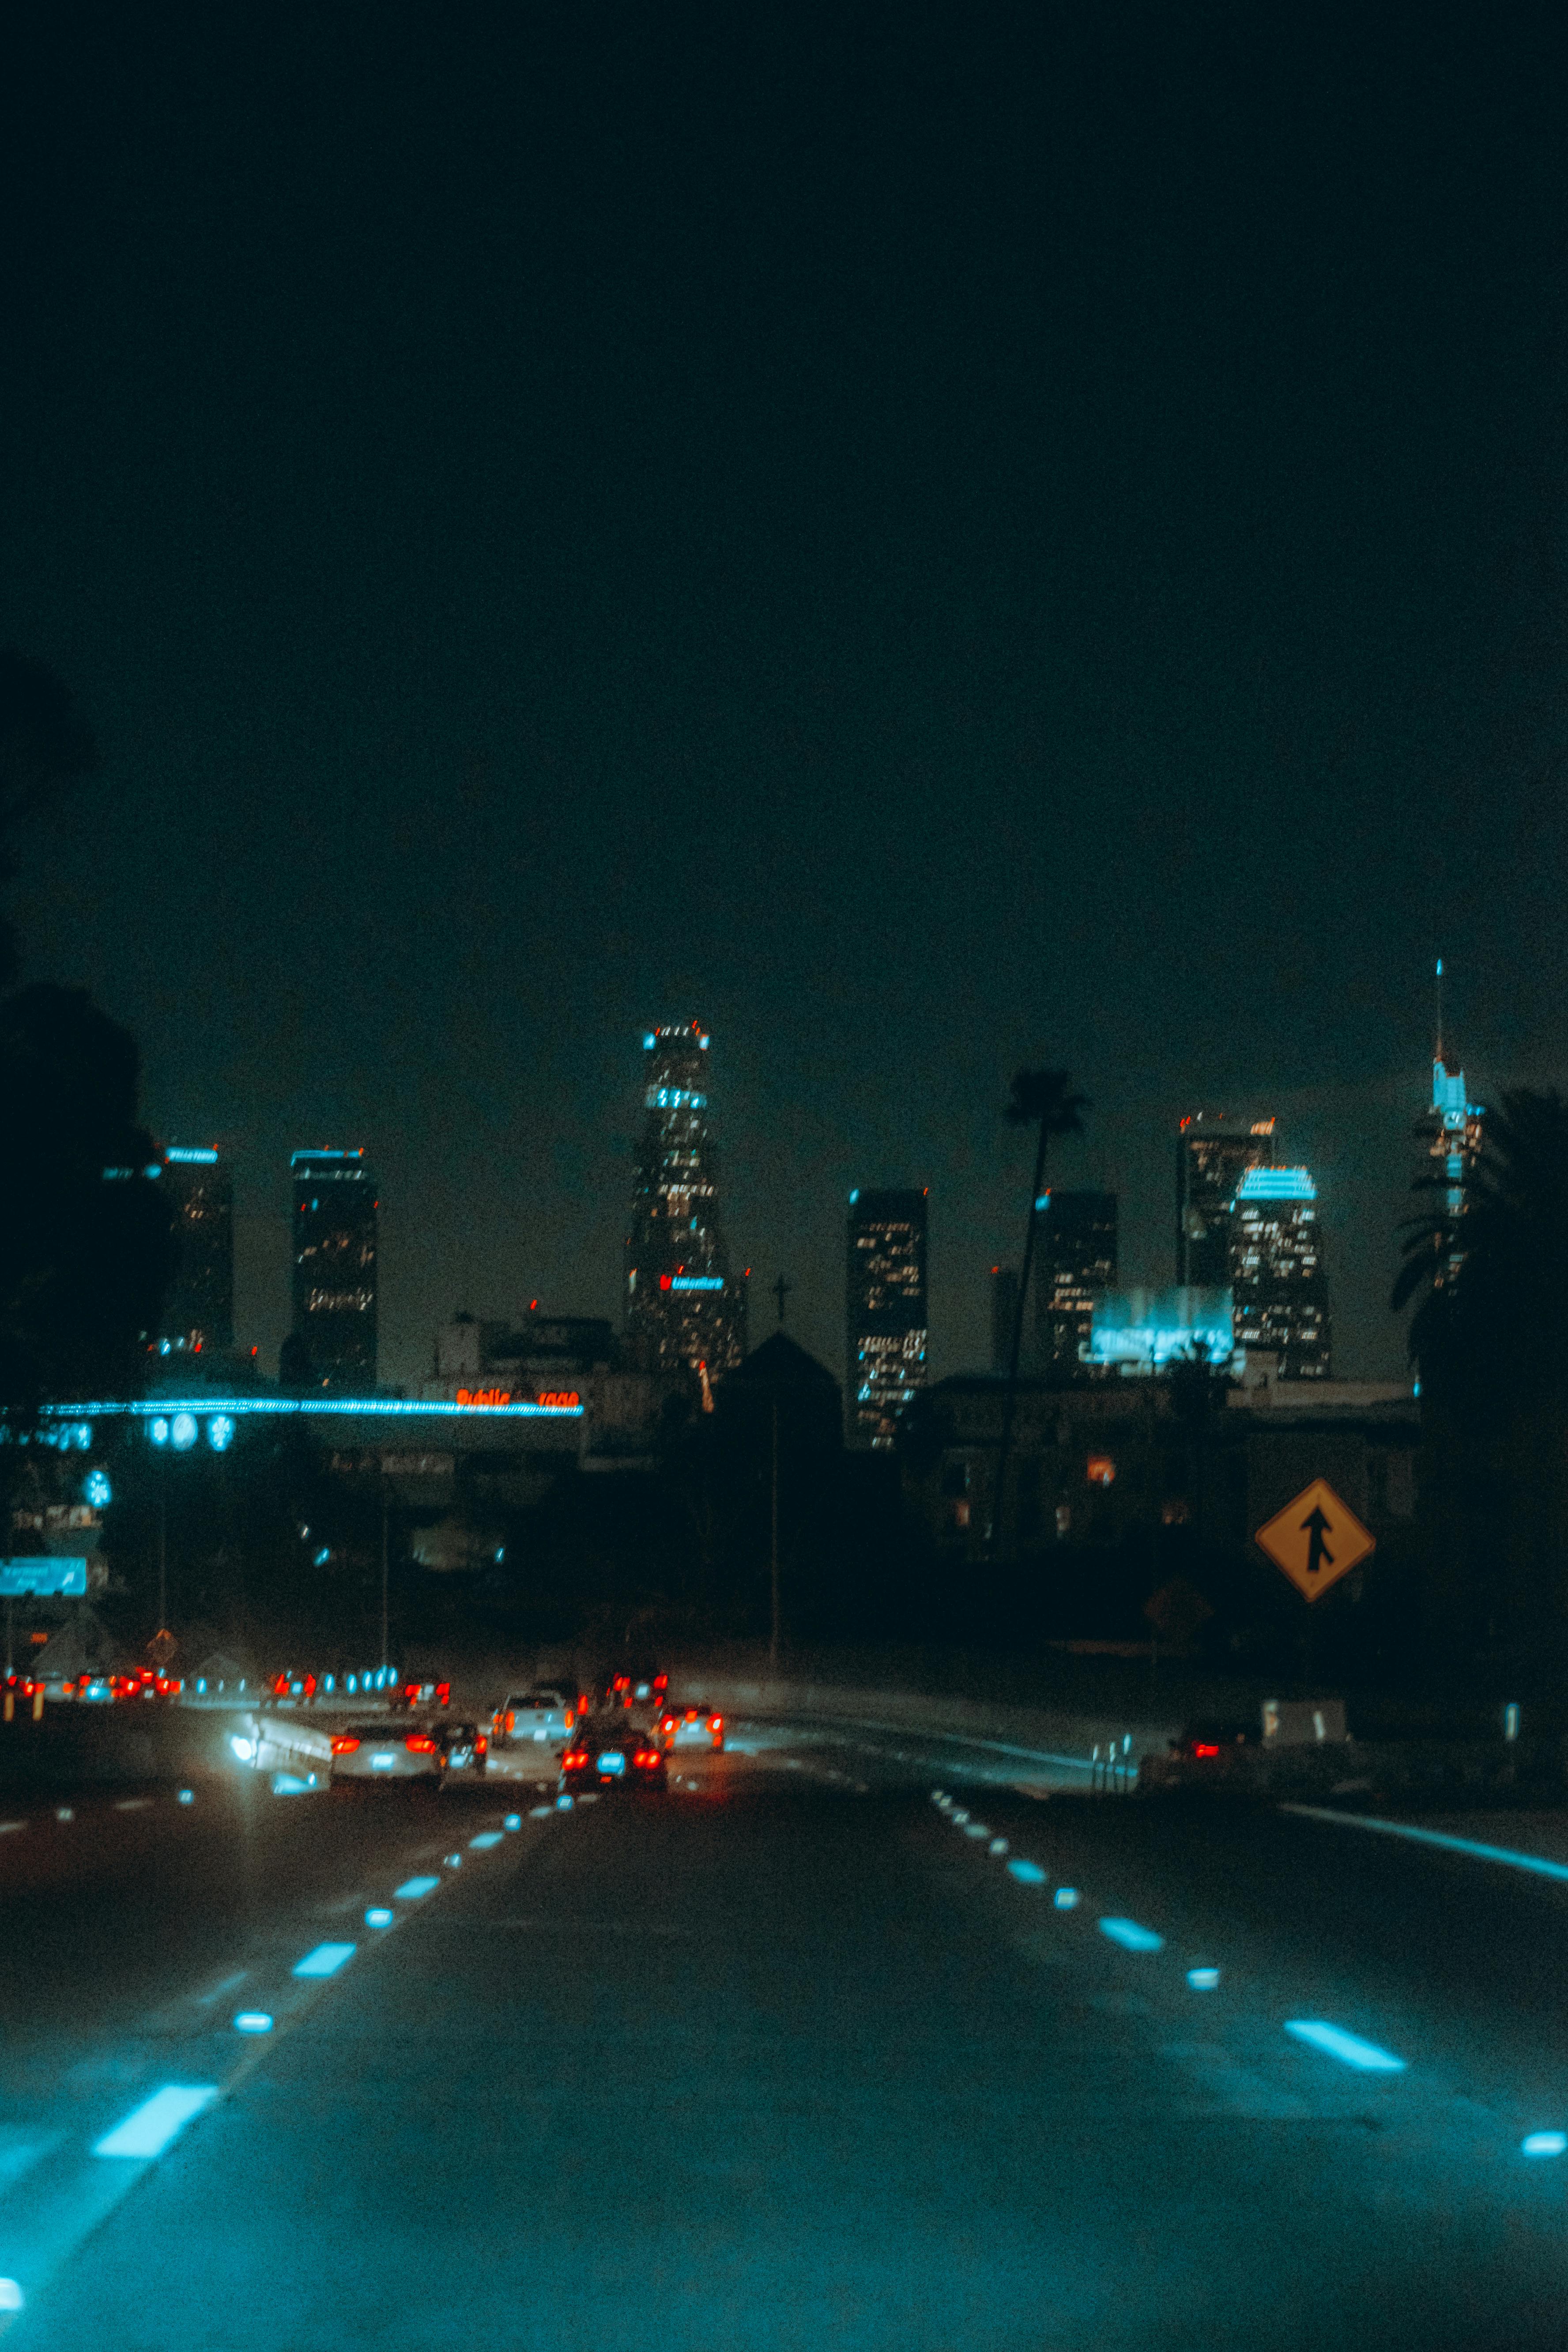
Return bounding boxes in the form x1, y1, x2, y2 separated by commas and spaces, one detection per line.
1176, 1114, 1277, 1287
158, 1146, 233, 1354
846, 1188, 928, 1447
1417, 967, 1484, 1289
1229, 1166, 1331, 1379
625, 1024, 746, 1382
290, 1148, 378, 1389
1034, 1190, 1117, 1378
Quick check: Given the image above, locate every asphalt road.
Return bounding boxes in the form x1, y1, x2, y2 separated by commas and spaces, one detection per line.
4, 1721, 1568, 2349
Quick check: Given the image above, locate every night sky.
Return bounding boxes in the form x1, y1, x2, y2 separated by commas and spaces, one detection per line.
6, 5, 1567, 1389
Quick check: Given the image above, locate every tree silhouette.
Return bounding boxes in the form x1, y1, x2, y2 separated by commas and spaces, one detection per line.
991, 1068, 1088, 1557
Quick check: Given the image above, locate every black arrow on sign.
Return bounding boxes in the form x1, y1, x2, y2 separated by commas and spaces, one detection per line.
1300, 1504, 1334, 1578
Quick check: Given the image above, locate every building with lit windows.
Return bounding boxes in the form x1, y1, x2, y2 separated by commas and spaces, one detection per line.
158, 1147, 233, 1354
1417, 972, 1485, 1289
289, 1149, 378, 1390
1035, 1190, 1117, 1378
624, 1025, 746, 1382
846, 1188, 927, 1448
1229, 1166, 1331, 1380
1176, 1114, 1277, 1288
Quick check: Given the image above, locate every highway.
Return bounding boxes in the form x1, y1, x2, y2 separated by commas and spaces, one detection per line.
4, 1720, 1568, 2348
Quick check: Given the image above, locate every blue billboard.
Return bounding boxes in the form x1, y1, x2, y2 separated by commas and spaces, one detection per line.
0, 1557, 89, 1596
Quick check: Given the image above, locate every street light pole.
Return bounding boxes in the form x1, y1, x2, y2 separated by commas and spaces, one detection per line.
157, 1458, 168, 1634
769, 1396, 780, 1673
378, 1486, 390, 1674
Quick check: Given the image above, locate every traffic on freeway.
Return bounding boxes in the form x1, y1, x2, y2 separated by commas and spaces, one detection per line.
3, 1671, 1568, 2349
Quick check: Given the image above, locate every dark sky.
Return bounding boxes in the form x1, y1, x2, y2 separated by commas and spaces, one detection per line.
6, 4, 1568, 1389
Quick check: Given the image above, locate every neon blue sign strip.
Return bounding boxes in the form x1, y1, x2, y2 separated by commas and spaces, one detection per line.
669, 1276, 724, 1291
41, 1396, 583, 1421
166, 1148, 219, 1165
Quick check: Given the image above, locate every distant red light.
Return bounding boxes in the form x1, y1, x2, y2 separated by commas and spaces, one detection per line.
405, 1733, 437, 1753
1192, 1743, 1220, 1758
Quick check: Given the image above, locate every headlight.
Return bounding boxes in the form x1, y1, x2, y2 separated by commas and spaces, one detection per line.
229, 1733, 256, 1763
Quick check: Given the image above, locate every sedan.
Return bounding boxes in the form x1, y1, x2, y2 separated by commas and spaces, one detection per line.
659, 1703, 726, 1753
330, 1723, 448, 1788
560, 1722, 667, 1793
436, 1719, 489, 1778
491, 1688, 574, 1750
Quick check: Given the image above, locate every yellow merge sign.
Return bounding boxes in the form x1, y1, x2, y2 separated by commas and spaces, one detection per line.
1254, 1477, 1375, 1603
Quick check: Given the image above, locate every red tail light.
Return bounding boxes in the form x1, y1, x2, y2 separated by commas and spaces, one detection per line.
476, 1734, 488, 1754
712, 1715, 724, 1730
436, 1683, 450, 1707
563, 1750, 588, 1770
564, 1708, 575, 1728
1192, 1743, 1220, 1758
331, 1735, 361, 1754
405, 1733, 437, 1753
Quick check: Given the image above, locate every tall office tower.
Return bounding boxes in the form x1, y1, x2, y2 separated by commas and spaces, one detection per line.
290, 1148, 378, 1389
158, 1146, 234, 1353
1416, 968, 1485, 1289
990, 1265, 1020, 1376
1034, 1189, 1118, 1378
846, 1188, 928, 1448
1176, 1114, 1277, 1287
624, 1024, 746, 1382
1229, 1166, 1331, 1379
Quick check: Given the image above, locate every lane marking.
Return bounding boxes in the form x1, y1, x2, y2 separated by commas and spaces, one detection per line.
365, 1908, 393, 1928
114, 1799, 152, 1812
503, 1813, 522, 1829
0, 2281, 20, 2313
962, 1823, 991, 1839
93, 2085, 219, 2159
1284, 2020, 1406, 2073
988, 1837, 1009, 1855
468, 1831, 505, 1849
1187, 1967, 1221, 1990
1523, 2132, 1567, 2158
233, 2012, 272, 2034
1006, 1859, 1048, 1886
528, 1804, 553, 1818
1099, 1917, 1164, 1953
395, 1876, 440, 1899
291, 1942, 356, 1979
0, 1822, 26, 1835
1281, 1803, 1568, 1885
1054, 1888, 1079, 1909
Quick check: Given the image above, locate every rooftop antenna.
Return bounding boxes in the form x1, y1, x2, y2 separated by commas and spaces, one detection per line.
1434, 956, 1445, 1066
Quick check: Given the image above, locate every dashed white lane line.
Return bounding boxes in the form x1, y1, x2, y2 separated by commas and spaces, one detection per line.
292, 1942, 356, 1980
1284, 2020, 1406, 2073
113, 1799, 153, 1812
92, 2086, 219, 2160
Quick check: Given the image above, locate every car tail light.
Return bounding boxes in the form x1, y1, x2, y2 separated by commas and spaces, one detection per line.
563, 1749, 588, 1770
1192, 1742, 1220, 1758
405, 1733, 437, 1753
476, 1734, 488, 1754
331, 1736, 361, 1754
564, 1708, 574, 1728
712, 1715, 724, 1730
505, 1711, 515, 1735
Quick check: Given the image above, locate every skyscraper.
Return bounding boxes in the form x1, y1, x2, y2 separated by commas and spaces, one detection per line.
846, 1188, 927, 1447
1418, 968, 1484, 1288
1176, 1114, 1277, 1287
625, 1024, 746, 1382
290, 1148, 378, 1389
1229, 1165, 1331, 1379
158, 1146, 234, 1354
1034, 1189, 1117, 1378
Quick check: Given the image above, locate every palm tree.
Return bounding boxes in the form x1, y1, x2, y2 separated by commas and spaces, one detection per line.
1393, 1087, 1568, 1403
1392, 1087, 1568, 1651
990, 1068, 1088, 1557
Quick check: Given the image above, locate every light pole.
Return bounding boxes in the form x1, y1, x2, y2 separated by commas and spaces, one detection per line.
769, 1396, 780, 1673
379, 1482, 390, 1671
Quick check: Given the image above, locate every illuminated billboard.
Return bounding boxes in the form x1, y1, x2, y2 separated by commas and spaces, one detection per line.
1088, 1287, 1234, 1373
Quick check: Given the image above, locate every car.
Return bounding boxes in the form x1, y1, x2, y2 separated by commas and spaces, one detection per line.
491, 1687, 575, 1749
329, 1721, 450, 1789
658, 1703, 725, 1752
600, 1668, 668, 1711
560, 1716, 668, 1793
435, 1719, 489, 1778
392, 1676, 452, 1712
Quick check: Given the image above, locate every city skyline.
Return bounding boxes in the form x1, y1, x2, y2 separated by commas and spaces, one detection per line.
136, 1012, 1468, 1399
